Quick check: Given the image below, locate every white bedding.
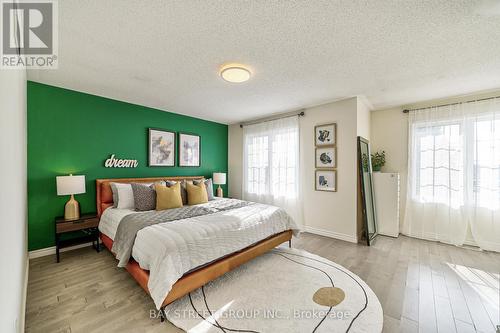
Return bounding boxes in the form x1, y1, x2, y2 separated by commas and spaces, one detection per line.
98, 208, 139, 240
99, 199, 299, 309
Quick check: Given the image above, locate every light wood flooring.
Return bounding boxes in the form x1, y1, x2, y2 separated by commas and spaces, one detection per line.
26, 234, 500, 333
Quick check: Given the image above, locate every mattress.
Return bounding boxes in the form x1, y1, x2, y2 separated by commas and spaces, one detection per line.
98, 198, 226, 240
98, 199, 299, 309
98, 207, 139, 240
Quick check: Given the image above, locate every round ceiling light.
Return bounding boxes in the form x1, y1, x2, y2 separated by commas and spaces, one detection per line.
220, 64, 251, 83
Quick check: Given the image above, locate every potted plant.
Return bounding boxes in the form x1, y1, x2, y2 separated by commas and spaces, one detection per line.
371, 150, 386, 172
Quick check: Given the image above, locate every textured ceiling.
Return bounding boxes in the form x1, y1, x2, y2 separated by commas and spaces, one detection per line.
28, 0, 500, 124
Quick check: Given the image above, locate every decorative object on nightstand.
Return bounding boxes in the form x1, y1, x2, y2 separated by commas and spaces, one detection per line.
54, 213, 100, 263
213, 172, 226, 197
56, 174, 86, 220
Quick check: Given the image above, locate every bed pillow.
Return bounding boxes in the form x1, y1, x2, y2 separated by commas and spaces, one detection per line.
109, 182, 135, 209
179, 180, 192, 205
186, 182, 208, 205
156, 183, 183, 210
131, 183, 157, 211
110, 183, 119, 207
163, 180, 186, 204
165, 180, 177, 188
194, 178, 215, 200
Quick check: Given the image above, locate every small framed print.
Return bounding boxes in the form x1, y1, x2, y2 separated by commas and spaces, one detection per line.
149, 128, 175, 167
179, 132, 201, 167
315, 123, 336, 146
315, 170, 337, 192
315, 147, 336, 168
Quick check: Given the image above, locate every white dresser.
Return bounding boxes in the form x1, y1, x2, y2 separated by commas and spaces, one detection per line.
373, 173, 400, 237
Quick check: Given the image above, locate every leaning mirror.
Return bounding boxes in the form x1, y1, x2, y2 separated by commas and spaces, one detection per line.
357, 136, 378, 245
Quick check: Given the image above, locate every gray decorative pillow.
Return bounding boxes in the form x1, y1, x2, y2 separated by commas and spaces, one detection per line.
131, 183, 156, 211
194, 178, 215, 200
110, 183, 118, 207
165, 180, 177, 187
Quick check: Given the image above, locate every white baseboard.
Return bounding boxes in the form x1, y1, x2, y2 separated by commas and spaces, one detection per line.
413, 231, 500, 252
19, 255, 28, 333
403, 231, 479, 248
463, 238, 478, 247
28, 242, 93, 259
303, 226, 358, 243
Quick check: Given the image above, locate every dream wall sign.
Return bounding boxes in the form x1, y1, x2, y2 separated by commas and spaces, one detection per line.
104, 154, 138, 168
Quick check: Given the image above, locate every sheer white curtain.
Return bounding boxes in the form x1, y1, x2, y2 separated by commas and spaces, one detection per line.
242, 116, 303, 227
404, 98, 500, 252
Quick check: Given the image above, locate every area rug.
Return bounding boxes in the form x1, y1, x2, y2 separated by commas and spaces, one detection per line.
164, 248, 383, 333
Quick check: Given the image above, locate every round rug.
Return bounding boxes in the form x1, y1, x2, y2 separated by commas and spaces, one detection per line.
165, 248, 383, 333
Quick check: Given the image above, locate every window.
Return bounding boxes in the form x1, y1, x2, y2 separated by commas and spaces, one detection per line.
473, 118, 500, 210
405, 100, 500, 251
412, 117, 500, 210
413, 121, 464, 208
246, 134, 269, 195
242, 116, 302, 226
244, 124, 299, 199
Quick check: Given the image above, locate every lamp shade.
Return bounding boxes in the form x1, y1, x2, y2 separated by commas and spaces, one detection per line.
212, 172, 226, 185
56, 175, 86, 196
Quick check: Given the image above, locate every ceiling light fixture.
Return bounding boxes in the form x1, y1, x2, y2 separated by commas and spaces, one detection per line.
220, 64, 251, 83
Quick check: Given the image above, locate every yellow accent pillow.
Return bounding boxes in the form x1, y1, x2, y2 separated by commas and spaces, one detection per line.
155, 183, 183, 210
186, 182, 208, 205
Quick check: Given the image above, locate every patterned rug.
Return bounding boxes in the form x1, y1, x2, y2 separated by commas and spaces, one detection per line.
165, 248, 383, 333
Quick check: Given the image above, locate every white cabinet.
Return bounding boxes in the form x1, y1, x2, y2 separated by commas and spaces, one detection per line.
373, 173, 400, 237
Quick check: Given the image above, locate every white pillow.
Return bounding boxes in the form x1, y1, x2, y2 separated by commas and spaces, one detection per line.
110, 183, 135, 209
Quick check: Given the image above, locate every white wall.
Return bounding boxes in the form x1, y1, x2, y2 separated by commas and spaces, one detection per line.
0, 68, 28, 333
370, 107, 408, 221
229, 97, 364, 243
300, 97, 359, 241
356, 98, 371, 139
228, 124, 243, 199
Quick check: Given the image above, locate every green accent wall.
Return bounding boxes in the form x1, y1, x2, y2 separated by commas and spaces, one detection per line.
28, 81, 228, 251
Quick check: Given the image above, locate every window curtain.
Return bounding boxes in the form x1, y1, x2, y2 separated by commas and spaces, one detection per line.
403, 98, 500, 252
242, 116, 303, 227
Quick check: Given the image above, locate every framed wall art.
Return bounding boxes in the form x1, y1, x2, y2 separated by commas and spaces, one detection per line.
179, 132, 201, 167
315, 170, 337, 192
314, 123, 336, 146
148, 128, 175, 167
315, 147, 336, 168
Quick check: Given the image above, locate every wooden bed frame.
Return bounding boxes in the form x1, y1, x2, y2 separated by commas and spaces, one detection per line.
96, 176, 293, 310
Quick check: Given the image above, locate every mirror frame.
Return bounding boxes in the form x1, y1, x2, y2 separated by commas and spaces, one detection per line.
357, 136, 378, 246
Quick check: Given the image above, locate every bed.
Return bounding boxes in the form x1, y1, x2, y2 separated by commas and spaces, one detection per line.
96, 176, 298, 313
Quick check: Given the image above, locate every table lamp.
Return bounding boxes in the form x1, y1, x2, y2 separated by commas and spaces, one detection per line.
56, 174, 86, 220
213, 172, 226, 198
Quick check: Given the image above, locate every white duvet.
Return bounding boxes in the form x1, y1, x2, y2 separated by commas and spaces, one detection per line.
99, 199, 299, 309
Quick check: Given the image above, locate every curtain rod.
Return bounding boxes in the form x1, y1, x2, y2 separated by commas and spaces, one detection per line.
402, 95, 500, 113
239, 110, 305, 128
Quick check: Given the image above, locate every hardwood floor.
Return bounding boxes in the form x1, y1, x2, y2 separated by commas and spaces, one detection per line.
26, 234, 500, 333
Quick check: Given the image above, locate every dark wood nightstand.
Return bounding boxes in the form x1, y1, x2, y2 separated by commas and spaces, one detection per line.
55, 213, 100, 263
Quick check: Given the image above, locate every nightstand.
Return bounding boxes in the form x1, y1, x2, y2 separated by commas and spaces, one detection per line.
55, 213, 100, 263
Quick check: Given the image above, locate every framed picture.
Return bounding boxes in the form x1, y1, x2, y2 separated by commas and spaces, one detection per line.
315, 147, 336, 168
179, 132, 201, 167
148, 128, 175, 167
315, 170, 337, 192
315, 123, 336, 146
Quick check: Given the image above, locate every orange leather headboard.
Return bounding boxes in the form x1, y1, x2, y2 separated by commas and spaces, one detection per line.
96, 176, 204, 217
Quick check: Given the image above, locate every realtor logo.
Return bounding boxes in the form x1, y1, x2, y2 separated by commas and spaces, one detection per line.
1, 0, 58, 68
